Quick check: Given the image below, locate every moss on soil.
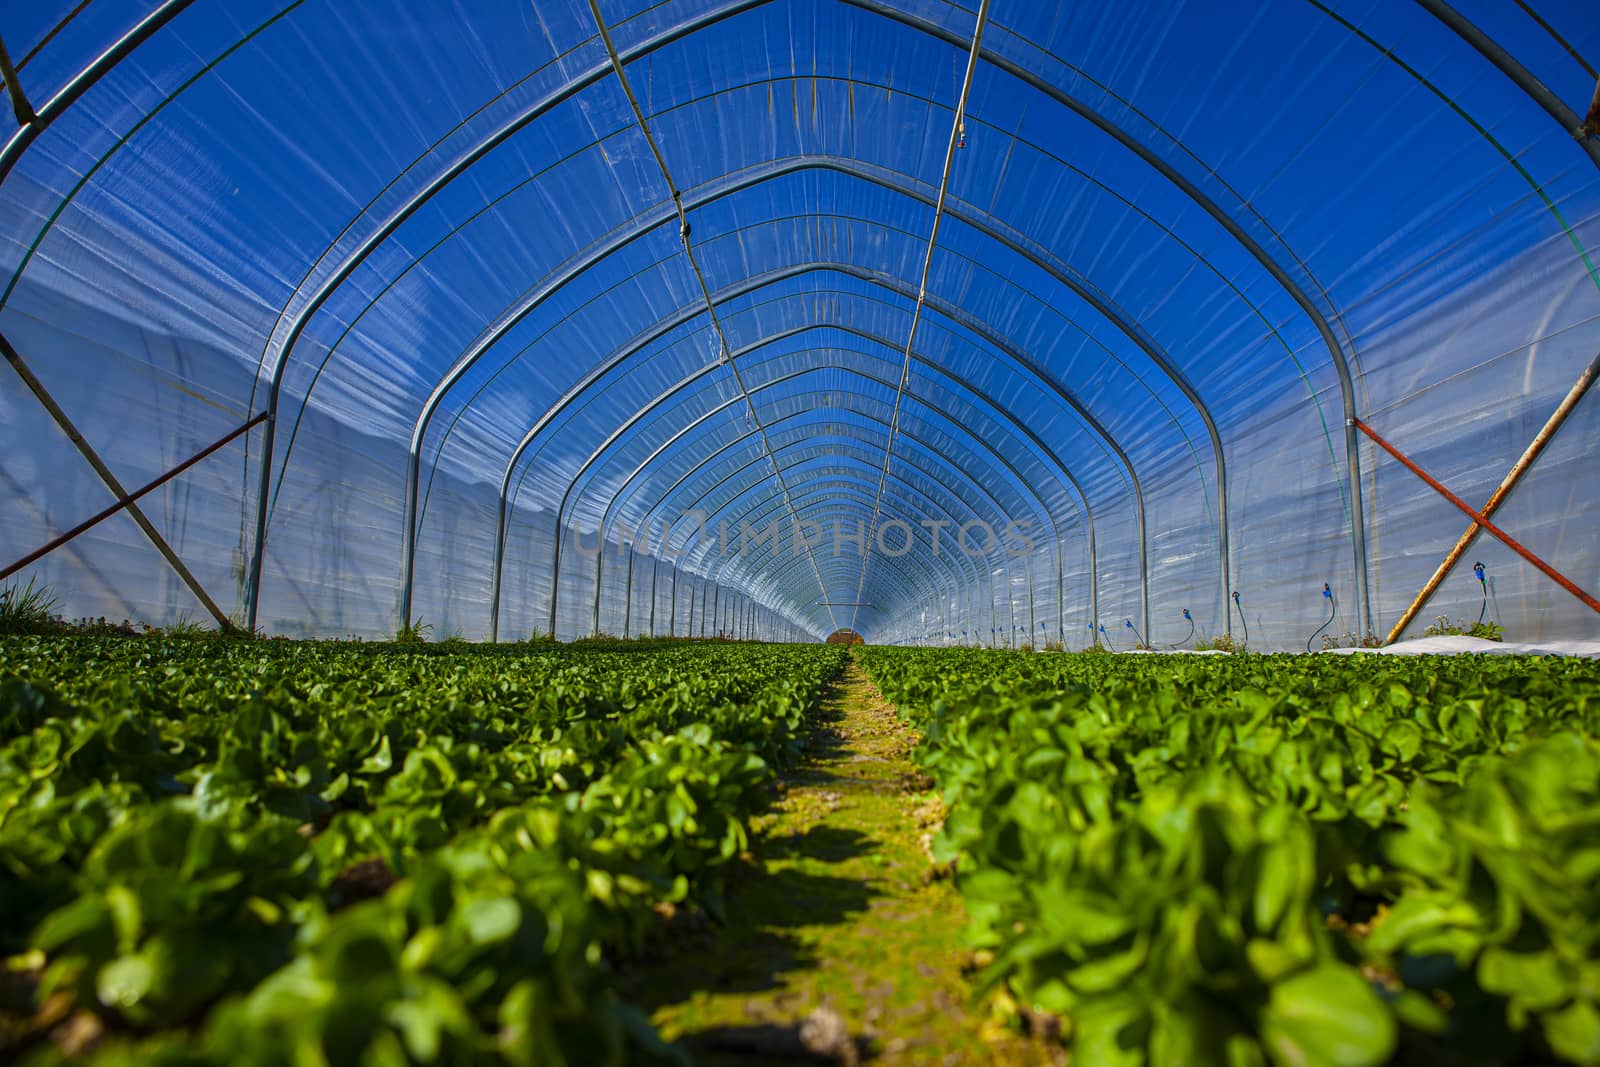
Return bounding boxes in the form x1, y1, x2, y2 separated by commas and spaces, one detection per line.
621, 654, 1061, 1065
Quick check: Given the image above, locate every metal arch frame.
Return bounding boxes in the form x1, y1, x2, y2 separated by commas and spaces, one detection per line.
263, 65, 1292, 525
656, 440, 996, 619
720, 486, 963, 637
702, 479, 964, 628
672, 455, 1009, 638
661, 426, 1001, 612
479, 258, 1106, 632
536, 358, 1063, 639
22, 1, 1600, 638
473, 258, 1162, 637
577, 327, 1099, 637
745, 505, 1005, 647
723, 318, 1135, 624
398, 162, 1224, 626
846, 0, 1372, 631
572, 410, 1001, 640
476, 255, 1167, 640
241, 0, 778, 630
537, 374, 1011, 643
536, 361, 1063, 630
401, 169, 1199, 603
1413, 0, 1600, 171
550, 410, 1020, 642
0, 0, 200, 184
589, 413, 994, 637
594, 403, 1053, 640
701, 485, 972, 641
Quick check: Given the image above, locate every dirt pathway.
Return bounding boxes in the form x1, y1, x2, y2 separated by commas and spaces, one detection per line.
624, 654, 1060, 1065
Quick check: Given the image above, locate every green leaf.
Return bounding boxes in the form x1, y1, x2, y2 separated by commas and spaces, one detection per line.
1259, 963, 1395, 1067
1544, 999, 1600, 1067
1478, 947, 1571, 1010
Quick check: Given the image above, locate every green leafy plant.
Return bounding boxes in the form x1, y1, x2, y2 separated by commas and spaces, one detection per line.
0, 638, 846, 1060
861, 646, 1600, 1066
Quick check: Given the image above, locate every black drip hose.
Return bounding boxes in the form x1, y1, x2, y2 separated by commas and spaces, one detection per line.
1232, 591, 1249, 648
1175, 608, 1194, 650
1474, 561, 1488, 625
1308, 583, 1335, 653
1125, 619, 1145, 649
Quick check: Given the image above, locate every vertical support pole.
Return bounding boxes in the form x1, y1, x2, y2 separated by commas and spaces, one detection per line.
712, 583, 720, 638
592, 536, 604, 637
547, 523, 564, 641
648, 555, 659, 637
1026, 550, 1036, 644
669, 565, 678, 637
622, 544, 634, 639
1007, 563, 1018, 648
1086, 526, 1099, 644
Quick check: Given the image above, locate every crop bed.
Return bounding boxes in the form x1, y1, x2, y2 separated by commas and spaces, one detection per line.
5, 639, 1599, 1066
861, 648, 1600, 1067
0, 638, 844, 1065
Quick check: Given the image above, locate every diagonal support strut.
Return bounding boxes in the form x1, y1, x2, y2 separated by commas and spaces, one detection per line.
0, 330, 235, 630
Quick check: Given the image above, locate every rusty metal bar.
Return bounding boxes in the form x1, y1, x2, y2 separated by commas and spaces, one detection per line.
1354, 418, 1600, 624
1384, 349, 1600, 641
1, 411, 267, 583
0, 331, 234, 629
0, 32, 37, 126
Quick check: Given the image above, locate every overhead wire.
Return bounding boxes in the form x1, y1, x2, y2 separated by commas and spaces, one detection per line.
852, 0, 991, 635
584, 0, 836, 638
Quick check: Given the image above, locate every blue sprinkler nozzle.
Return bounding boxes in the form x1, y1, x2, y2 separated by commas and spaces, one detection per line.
1182, 608, 1192, 621
1473, 561, 1486, 584
1124, 619, 1134, 629
1323, 583, 1333, 599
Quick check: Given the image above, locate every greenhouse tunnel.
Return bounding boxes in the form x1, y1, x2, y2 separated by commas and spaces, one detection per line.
0, 0, 1597, 649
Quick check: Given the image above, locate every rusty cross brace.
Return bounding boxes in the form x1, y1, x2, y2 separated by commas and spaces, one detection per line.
0, 330, 236, 630
1381, 348, 1600, 642
2, 411, 267, 585
1353, 417, 1600, 640
0, 33, 37, 126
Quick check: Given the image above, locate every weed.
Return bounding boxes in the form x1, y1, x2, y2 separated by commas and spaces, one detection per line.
1195, 633, 1244, 653
1422, 614, 1504, 642
0, 577, 61, 635
394, 617, 432, 644
1320, 631, 1384, 650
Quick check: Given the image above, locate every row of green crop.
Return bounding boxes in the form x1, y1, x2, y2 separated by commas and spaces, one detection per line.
0, 638, 846, 1065
860, 648, 1600, 1067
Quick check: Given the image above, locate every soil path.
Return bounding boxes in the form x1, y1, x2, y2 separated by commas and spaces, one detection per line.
623, 654, 1059, 1065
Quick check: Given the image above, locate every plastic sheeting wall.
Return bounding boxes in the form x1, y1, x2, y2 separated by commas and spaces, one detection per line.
1, 0, 1597, 650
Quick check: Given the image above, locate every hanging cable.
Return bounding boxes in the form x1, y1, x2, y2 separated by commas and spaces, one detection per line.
1232, 590, 1249, 649
584, 0, 836, 637
852, 0, 990, 634
1472, 560, 1490, 625
1124, 618, 1145, 649
1307, 583, 1335, 653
